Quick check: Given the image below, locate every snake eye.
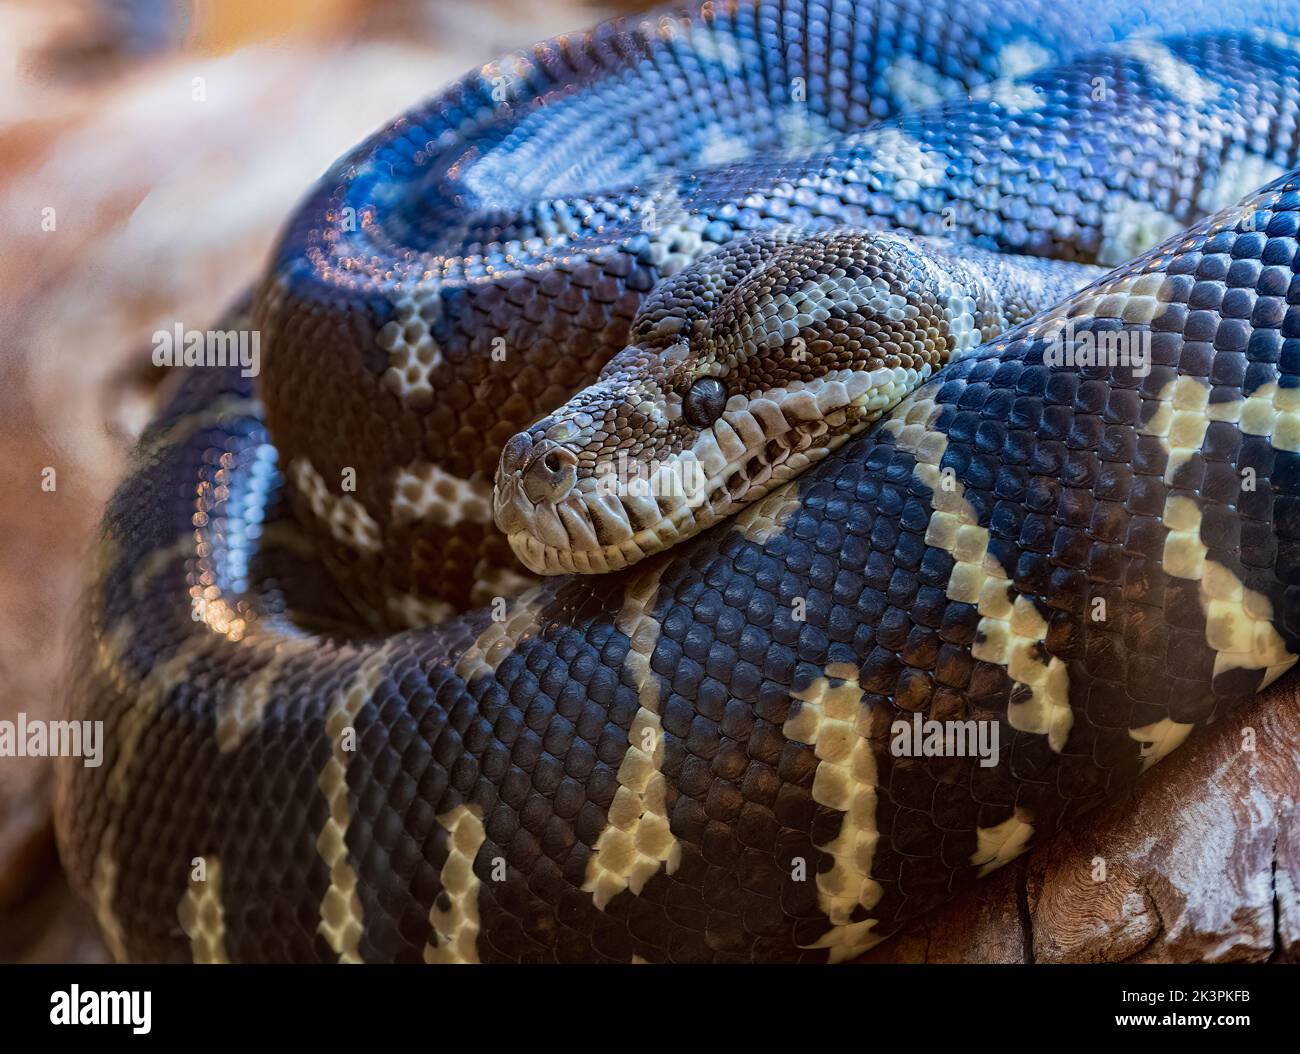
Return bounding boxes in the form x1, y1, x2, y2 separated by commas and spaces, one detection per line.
683, 376, 727, 428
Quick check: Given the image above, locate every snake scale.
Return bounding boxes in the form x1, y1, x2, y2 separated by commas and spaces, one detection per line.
56, 0, 1300, 963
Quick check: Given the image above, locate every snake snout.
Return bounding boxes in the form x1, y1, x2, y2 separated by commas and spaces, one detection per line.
499, 430, 533, 475
500, 432, 578, 505
523, 439, 579, 504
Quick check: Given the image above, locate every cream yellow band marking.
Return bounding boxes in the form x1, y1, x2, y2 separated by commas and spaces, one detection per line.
77, 538, 151, 961
316, 646, 394, 963
730, 486, 802, 545
136, 396, 263, 463
1144, 376, 1300, 464
1132, 378, 1299, 769
843, 127, 948, 193
391, 461, 493, 528
996, 39, 1051, 78
668, 20, 743, 72
291, 457, 382, 555
451, 589, 547, 682
698, 125, 751, 166
970, 79, 1046, 114
1128, 718, 1195, 773
1162, 494, 1296, 682
386, 591, 457, 630
178, 855, 229, 964
89, 620, 218, 962
781, 664, 884, 962
215, 650, 297, 753
1123, 40, 1222, 108
423, 805, 487, 964
775, 108, 836, 159
584, 560, 681, 909
468, 561, 538, 610
379, 285, 444, 405
1141, 377, 1300, 494
90, 855, 129, 963
883, 55, 957, 109
1141, 380, 1299, 678
1198, 151, 1286, 216
129, 532, 316, 754
1097, 196, 1182, 267
1035, 269, 1166, 332
882, 390, 1073, 750
406, 590, 551, 961
970, 807, 1035, 877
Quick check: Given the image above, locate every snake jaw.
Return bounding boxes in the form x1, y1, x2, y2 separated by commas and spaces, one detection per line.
494, 370, 920, 575
491, 228, 1062, 576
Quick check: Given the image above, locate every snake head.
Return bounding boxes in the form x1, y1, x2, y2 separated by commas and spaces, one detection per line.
494, 228, 1023, 575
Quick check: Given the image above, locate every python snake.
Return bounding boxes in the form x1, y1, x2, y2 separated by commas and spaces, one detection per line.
56, 0, 1300, 962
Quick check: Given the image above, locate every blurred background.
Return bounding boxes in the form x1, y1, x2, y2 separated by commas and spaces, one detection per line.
0, 0, 638, 963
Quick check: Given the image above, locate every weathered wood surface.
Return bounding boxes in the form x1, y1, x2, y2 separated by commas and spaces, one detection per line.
861, 682, 1299, 963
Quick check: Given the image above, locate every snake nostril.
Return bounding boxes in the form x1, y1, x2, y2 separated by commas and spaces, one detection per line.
522, 439, 577, 504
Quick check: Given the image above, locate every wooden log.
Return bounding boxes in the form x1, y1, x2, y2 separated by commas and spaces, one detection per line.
861, 680, 1300, 963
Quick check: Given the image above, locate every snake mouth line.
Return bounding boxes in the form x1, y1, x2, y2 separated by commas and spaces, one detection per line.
496, 366, 925, 574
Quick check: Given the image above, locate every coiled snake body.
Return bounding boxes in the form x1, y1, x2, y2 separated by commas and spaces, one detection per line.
57, 0, 1300, 962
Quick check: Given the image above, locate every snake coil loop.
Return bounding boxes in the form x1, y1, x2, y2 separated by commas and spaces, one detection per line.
57, 0, 1300, 963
